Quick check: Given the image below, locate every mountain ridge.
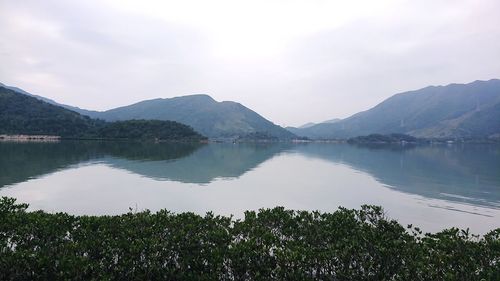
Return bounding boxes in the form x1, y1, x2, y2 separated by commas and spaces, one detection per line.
84, 94, 295, 139
1, 83, 295, 140
290, 79, 500, 139
0, 86, 206, 141
3, 79, 499, 140
0, 82, 101, 117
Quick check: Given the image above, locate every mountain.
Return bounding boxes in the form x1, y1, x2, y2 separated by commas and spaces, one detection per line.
0, 86, 100, 137
299, 122, 316, 129
323, 118, 341, 124
80, 94, 295, 139
1, 83, 295, 139
0, 86, 205, 140
0, 82, 99, 117
288, 118, 341, 134
291, 79, 500, 139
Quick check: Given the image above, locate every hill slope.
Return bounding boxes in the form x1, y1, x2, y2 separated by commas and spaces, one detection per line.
287, 118, 341, 134
0, 82, 99, 117
83, 95, 295, 139
0, 86, 100, 137
0, 86, 205, 140
291, 79, 500, 139
1, 83, 295, 139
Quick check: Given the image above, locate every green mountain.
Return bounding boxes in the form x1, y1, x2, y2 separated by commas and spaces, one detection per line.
0, 82, 98, 117
0, 86, 205, 141
82, 95, 295, 139
1, 83, 295, 140
290, 79, 500, 139
0, 86, 101, 137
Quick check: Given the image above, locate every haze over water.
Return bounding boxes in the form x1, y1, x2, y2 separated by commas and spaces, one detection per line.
1, 141, 499, 234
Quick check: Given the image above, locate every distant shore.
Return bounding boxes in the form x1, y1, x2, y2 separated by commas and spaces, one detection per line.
1, 133, 499, 145
0, 134, 60, 142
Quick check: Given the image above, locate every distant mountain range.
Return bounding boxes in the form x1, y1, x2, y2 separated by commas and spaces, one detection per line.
79, 95, 295, 139
0, 83, 295, 139
2, 79, 499, 140
288, 118, 341, 131
288, 79, 500, 139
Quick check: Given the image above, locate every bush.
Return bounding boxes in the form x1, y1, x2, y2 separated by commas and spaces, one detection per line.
0, 197, 498, 280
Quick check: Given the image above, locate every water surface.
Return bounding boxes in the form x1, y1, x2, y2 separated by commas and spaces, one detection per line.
1, 141, 499, 233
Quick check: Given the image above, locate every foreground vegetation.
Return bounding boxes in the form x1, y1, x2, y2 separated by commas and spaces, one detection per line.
0, 197, 498, 280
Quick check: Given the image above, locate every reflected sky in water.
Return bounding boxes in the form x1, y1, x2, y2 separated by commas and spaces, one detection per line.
0, 141, 499, 233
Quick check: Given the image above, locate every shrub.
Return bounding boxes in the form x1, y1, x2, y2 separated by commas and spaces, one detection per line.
0, 197, 498, 280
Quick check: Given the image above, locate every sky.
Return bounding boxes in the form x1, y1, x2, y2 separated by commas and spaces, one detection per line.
1, 0, 500, 126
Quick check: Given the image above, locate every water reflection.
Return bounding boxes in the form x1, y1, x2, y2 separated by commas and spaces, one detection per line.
294, 144, 500, 209
0, 141, 203, 187
0, 141, 293, 186
104, 143, 292, 183
0, 142, 499, 210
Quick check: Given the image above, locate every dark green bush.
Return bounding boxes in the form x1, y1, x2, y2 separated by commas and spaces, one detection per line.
0, 197, 498, 280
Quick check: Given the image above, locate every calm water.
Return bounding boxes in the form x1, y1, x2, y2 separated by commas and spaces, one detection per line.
1, 141, 499, 233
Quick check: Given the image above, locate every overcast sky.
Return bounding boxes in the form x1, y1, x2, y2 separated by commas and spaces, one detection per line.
1, 0, 499, 126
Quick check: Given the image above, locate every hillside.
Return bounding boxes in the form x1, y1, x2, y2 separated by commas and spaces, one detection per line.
80, 94, 295, 139
290, 79, 500, 139
0, 82, 99, 117
287, 118, 341, 134
0, 86, 101, 137
0, 86, 205, 141
1, 83, 295, 140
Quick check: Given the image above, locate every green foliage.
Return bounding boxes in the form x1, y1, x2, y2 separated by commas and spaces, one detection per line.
96, 120, 206, 141
347, 133, 419, 144
0, 198, 498, 280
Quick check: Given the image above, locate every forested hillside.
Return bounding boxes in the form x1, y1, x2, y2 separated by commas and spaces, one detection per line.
0, 86, 205, 141
290, 79, 500, 139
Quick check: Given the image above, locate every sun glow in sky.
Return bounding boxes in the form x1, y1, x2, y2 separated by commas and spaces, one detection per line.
109, 0, 391, 58
1, 0, 499, 126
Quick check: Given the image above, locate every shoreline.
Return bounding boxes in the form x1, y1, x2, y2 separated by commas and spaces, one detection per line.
0, 134, 61, 142
1, 134, 499, 145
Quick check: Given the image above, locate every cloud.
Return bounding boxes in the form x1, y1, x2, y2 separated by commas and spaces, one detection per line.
1, 0, 499, 126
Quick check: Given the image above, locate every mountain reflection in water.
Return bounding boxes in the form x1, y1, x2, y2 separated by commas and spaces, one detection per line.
0, 141, 498, 210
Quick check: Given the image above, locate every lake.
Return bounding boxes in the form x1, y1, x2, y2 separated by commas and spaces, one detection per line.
1, 141, 499, 234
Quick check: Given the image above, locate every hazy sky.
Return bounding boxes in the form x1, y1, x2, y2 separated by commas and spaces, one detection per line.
1, 0, 500, 126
